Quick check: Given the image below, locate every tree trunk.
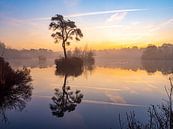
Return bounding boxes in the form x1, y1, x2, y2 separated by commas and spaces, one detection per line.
62, 42, 67, 59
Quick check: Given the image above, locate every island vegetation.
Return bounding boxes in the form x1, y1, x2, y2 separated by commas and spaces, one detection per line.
49, 14, 86, 71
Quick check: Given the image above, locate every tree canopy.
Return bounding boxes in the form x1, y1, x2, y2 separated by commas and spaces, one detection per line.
49, 14, 83, 59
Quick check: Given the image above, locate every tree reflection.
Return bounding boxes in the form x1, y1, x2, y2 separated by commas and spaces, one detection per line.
50, 58, 95, 118
50, 74, 83, 117
55, 65, 83, 77
0, 57, 33, 122
142, 60, 173, 75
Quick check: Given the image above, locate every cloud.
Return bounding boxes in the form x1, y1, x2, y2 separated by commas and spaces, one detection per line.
106, 12, 127, 23
149, 18, 173, 32
0, 8, 147, 23
63, 0, 79, 7
65, 8, 148, 18
84, 25, 123, 30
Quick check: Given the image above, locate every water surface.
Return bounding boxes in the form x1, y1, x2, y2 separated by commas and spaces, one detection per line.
1, 59, 172, 129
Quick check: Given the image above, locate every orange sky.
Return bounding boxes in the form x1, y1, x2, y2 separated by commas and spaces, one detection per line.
0, 0, 173, 51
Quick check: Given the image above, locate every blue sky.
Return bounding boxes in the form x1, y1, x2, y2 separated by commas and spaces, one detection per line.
0, 0, 173, 19
0, 0, 173, 50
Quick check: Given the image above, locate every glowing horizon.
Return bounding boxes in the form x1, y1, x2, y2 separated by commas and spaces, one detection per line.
0, 0, 173, 51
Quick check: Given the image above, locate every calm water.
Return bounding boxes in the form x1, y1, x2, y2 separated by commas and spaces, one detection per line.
1, 59, 172, 129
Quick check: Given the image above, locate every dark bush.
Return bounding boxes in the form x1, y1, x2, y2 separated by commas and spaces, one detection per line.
0, 57, 33, 122
0, 57, 32, 87
55, 57, 83, 77
67, 47, 95, 65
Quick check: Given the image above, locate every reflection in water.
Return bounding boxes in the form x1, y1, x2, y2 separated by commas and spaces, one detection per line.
7, 58, 55, 69
6, 58, 173, 75
50, 74, 83, 117
0, 57, 33, 122
50, 62, 91, 118
119, 77, 173, 129
2, 57, 173, 128
38, 59, 50, 68
142, 60, 173, 75
96, 59, 173, 75
95, 59, 142, 71
0, 58, 172, 129
55, 65, 83, 77
55, 60, 95, 77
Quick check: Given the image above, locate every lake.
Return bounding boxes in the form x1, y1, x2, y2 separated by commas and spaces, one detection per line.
0, 58, 172, 129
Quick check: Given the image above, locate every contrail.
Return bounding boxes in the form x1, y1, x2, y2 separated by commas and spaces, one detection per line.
26, 8, 148, 21
65, 8, 148, 18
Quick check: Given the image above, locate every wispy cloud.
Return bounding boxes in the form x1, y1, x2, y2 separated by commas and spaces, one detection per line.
106, 12, 128, 23
0, 8, 148, 23
27, 8, 148, 21
63, 0, 79, 7
84, 25, 123, 30
65, 8, 148, 18
149, 18, 173, 32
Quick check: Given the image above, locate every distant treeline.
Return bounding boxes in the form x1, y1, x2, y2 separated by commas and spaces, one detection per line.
96, 43, 173, 60
1, 41, 173, 60
142, 44, 173, 60
96, 46, 143, 59
0, 42, 59, 59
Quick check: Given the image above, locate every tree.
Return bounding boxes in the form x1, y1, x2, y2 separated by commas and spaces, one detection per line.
0, 42, 6, 57
0, 57, 33, 122
49, 14, 83, 59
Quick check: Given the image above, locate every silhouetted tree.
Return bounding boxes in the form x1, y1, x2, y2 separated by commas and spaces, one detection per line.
0, 57, 33, 122
49, 14, 83, 59
0, 42, 5, 57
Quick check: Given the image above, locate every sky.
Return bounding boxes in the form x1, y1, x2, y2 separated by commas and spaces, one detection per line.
0, 0, 173, 51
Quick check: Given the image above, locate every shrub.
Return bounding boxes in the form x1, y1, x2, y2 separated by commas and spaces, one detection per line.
55, 57, 83, 76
